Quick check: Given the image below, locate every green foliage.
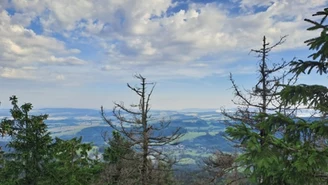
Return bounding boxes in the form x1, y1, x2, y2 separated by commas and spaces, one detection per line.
0, 96, 102, 185
223, 34, 290, 184
226, 7, 328, 184
282, 8, 328, 112
227, 113, 328, 184
280, 84, 328, 112
42, 137, 102, 185
221, 7, 328, 185
95, 131, 139, 185
290, 60, 328, 75
103, 131, 133, 164
96, 130, 178, 185
305, 8, 328, 63
277, 7, 328, 184
0, 96, 52, 185
290, 8, 328, 75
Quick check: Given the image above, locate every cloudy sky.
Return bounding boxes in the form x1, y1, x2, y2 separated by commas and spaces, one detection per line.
0, 0, 327, 110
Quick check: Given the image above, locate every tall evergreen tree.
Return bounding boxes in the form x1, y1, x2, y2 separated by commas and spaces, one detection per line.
0, 97, 101, 185
225, 7, 328, 185
0, 96, 52, 185
273, 7, 328, 184
222, 36, 293, 184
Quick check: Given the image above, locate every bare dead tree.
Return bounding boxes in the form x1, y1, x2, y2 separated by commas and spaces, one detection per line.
101, 74, 184, 185
191, 36, 294, 185
203, 151, 236, 184
222, 35, 295, 143
217, 36, 296, 184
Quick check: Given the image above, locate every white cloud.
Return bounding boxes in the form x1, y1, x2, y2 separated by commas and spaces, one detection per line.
0, 0, 325, 110
0, 8, 87, 81
101, 65, 121, 71
81, 0, 326, 76
1, 0, 327, 83
48, 56, 86, 65
55, 74, 65, 80
239, 0, 274, 11
47, 116, 68, 121
0, 67, 37, 79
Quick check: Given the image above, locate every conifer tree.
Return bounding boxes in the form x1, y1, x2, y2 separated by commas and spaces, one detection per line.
222, 36, 293, 184
103, 131, 134, 164
225, 7, 328, 185
42, 137, 101, 185
0, 97, 101, 185
281, 8, 328, 113
94, 131, 140, 185
272, 7, 328, 184
0, 96, 52, 185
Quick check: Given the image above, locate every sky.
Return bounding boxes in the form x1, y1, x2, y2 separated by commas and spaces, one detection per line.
0, 0, 327, 110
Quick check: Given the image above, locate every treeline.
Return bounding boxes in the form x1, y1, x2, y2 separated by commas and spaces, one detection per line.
1, 7, 328, 185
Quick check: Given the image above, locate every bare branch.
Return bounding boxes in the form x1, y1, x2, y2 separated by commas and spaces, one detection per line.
101, 74, 184, 185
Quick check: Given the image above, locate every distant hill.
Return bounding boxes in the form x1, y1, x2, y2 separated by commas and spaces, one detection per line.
0, 108, 233, 166
0, 107, 322, 169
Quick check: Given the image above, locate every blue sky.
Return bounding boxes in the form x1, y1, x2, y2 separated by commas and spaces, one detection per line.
0, 0, 327, 110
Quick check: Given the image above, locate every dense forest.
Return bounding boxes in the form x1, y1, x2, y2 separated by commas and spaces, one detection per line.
1, 7, 328, 185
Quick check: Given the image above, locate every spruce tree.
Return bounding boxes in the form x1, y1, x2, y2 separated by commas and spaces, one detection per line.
0, 96, 52, 185
274, 7, 328, 184
0, 97, 101, 185
42, 137, 101, 185
281, 8, 328, 113
225, 7, 328, 185
95, 131, 140, 185
222, 36, 293, 184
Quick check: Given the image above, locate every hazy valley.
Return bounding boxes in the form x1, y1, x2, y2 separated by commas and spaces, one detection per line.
0, 108, 234, 169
